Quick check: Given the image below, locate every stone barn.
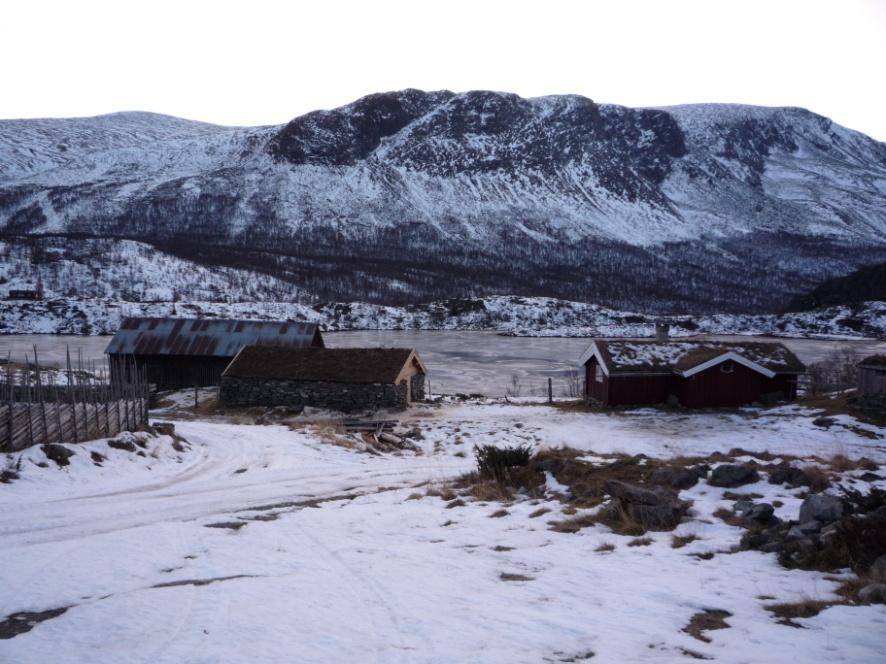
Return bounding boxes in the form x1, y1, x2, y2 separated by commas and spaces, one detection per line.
219, 346, 427, 412
580, 339, 805, 408
106, 317, 324, 390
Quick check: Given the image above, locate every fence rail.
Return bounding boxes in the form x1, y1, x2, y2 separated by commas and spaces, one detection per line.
1, 346, 148, 452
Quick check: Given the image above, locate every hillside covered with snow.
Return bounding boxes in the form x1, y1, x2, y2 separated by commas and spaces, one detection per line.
2, 91, 886, 312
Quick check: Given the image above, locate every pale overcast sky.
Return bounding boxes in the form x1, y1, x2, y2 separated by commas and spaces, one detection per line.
3, 0, 885, 140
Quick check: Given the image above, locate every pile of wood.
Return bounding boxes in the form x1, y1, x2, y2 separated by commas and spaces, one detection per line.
342, 419, 419, 453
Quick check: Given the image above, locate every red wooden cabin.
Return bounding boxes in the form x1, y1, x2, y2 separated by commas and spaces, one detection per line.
580, 339, 804, 408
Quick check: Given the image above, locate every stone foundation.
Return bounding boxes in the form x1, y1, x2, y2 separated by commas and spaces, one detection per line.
220, 377, 411, 412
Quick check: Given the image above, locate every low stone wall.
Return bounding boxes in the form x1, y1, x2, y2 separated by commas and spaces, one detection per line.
220, 377, 408, 412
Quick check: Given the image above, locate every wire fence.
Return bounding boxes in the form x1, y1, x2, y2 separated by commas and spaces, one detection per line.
1, 346, 149, 452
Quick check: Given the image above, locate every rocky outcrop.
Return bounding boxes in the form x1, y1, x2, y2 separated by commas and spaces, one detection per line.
709, 464, 760, 488
602, 479, 690, 531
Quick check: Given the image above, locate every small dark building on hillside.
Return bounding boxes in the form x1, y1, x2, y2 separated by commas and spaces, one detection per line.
106, 317, 324, 390
220, 346, 427, 412
580, 339, 805, 408
857, 355, 886, 400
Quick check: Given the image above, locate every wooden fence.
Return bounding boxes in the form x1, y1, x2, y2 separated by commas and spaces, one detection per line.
1, 347, 148, 452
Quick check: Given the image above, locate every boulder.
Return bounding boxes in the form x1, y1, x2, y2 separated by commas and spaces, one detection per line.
768, 463, 811, 487
709, 464, 759, 488
650, 466, 699, 490
745, 503, 775, 525
41, 444, 75, 467
799, 494, 843, 525
603, 480, 689, 531
797, 520, 822, 534
869, 554, 886, 582
858, 583, 886, 604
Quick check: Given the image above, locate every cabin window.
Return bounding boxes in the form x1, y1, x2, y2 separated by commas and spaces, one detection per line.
595, 365, 604, 382
720, 361, 734, 374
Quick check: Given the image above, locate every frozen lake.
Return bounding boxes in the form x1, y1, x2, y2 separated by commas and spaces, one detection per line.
1, 331, 884, 396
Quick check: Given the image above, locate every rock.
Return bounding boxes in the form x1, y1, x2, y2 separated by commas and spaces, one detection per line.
709, 464, 760, 488
692, 464, 711, 478
651, 466, 699, 490
535, 458, 564, 474
787, 526, 805, 539
603, 480, 689, 531
813, 416, 836, 428
869, 554, 886, 581
745, 503, 775, 525
797, 520, 823, 534
108, 438, 137, 452
733, 500, 754, 515
768, 463, 811, 487
858, 583, 886, 604
799, 494, 843, 524
41, 444, 75, 467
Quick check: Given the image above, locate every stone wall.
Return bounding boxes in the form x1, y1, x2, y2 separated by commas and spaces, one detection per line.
219, 377, 409, 412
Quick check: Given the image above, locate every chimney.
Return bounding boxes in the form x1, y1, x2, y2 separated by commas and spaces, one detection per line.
655, 322, 670, 342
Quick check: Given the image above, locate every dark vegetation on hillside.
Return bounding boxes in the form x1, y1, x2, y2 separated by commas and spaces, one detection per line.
785, 261, 886, 312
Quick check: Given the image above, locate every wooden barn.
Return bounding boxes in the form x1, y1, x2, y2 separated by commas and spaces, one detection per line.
219, 346, 427, 412
105, 318, 324, 390
857, 355, 886, 399
580, 339, 805, 408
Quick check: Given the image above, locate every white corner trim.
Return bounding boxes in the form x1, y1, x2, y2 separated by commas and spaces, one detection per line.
678, 351, 776, 379
578, 342, 609, 375
395, 349, 428, 384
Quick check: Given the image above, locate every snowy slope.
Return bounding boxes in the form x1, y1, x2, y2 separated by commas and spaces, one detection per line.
1, 404, 885, 663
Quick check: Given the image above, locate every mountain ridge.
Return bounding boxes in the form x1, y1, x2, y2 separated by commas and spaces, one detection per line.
2, 90, 885, 312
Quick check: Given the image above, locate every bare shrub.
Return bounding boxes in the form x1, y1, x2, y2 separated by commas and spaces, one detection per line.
806, 347, 860, 395
561, 369, 583, 398
474, 444, 532, 482
506, 373, 522, 398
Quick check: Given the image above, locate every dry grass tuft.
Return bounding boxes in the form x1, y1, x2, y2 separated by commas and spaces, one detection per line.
548, 513, 599, 534
529, 507, 551, 518
713, 507, 742, 527
672, 534, 700, 549
489, 509, 510, 518
445, 499, 466, 509
627, 537, 653, 547
801, 465, 831, 492
499, 572, 534, 582
405, 493, 423, 501
595, 542, 616, 552
765, 598, 833, 627
683, 609, 732, 642
491, 545, 515, 552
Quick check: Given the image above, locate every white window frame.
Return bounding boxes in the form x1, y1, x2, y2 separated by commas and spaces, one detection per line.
595, 364, 604, 383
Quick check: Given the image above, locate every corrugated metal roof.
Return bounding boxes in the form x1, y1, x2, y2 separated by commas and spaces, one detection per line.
105, 317, 323, 358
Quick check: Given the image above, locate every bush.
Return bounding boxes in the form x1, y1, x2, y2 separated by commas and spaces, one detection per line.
474, 444, 532, 482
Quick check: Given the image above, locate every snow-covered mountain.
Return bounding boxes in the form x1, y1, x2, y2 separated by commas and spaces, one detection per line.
2, 90, 886, 312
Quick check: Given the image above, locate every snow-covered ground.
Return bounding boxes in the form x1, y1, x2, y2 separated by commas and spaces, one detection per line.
2, 400, 885, 663
2, 293, 885, 338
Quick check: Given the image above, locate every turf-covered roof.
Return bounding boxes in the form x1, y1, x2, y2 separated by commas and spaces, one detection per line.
580, 340, 805, 375
222, 346, 425, 384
